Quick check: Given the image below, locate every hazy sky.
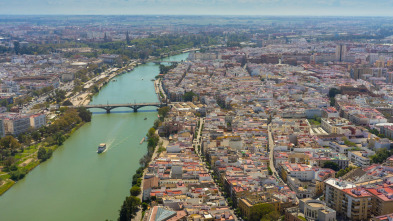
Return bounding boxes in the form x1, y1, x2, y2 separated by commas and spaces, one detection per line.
1, 0, 393, 16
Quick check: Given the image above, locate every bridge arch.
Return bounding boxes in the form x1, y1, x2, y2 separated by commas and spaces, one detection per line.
74, 102, 166, 113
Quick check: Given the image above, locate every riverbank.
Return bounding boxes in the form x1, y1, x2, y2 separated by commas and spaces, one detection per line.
118, 107, 171, 221
134, 131, 169, 221
0, 120, 86, 196
0, 52, 189, 221
71, 61, 139, 106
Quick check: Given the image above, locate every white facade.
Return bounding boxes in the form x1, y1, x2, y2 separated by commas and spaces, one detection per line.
348, 151, 370, 167
30, 114, 46, 129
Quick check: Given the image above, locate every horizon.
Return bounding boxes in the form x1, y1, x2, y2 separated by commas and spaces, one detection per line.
2, 0, 393, 17
0, 14, 393, 17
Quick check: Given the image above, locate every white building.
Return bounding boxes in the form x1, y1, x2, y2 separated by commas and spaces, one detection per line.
348, 151, 371, 167
30, 113, 46, 129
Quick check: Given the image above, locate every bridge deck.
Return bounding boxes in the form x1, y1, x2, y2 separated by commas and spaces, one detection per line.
82, 102, 163, 108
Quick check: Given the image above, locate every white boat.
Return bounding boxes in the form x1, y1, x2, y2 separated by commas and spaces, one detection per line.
97, 143, 106, 154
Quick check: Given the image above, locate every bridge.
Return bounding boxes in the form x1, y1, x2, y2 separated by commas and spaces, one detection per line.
75, 102, 166, 113
153, 61, 179, 65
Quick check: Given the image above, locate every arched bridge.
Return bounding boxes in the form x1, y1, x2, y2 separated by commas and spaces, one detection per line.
76, 102, 166, 113
153, 61, 178, 65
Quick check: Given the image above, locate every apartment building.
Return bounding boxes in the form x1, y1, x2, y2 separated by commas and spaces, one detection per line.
1, 113, 30, 136
238, 193, 285, 220
322, 107, 340, 118
30, 113, 46, 128
279, 162, 314, 182
321, 117, 350, 134
348, 151, 371, 167
0, 118, 4, 137
367, 184, 393, 217
299, 198, 336, 221
324, 178, 373, 221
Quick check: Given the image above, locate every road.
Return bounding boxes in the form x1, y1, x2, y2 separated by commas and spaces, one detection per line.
268, 124, 299, 203
134, 131, 169, 221
194, 117, 204, 156
268, 124, 277, 175
268, 124, 284, 184
193, 117, 238, 220
21, 81, 75, 113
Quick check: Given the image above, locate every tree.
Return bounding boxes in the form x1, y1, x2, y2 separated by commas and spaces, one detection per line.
18, 134, 28, 144
51, 89, 66, 103
183, 91, 197, 102
142, 202, 148, 211
337, 166, 356, 177
322, 161, 340, 171
370, 148, 393, 164
2, 157, 16, 171
267, 166, 273, 175
264, 211, 280, 221
37, 147, 53, 161
78, 107, 92, 122
147, 128, 156, 137
249, 203, 275, 221
130, 185, 141, 196
126, 31, 131, 45
328, 88, 341, 107
0, 136, 21, 150
328, 88, 341, 98
31, 131, 42, 142
54, 132, 66, 145
37, 147, 47, 161
9, 169, 26, 181
62, 100, 73, 106
153, 119, 160, 129
118, 196, 141, 221
13, 41, 20, 55
158, 106, 170, 119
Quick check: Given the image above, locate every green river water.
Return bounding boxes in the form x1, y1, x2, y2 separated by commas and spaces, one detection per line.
0, 53, 188, 221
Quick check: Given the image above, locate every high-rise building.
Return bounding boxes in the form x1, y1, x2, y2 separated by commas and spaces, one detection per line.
335, 44, 347, 62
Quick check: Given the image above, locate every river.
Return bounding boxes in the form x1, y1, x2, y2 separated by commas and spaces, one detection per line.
0, 53, 189, 221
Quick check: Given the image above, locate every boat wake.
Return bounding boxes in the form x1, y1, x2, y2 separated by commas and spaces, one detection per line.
106, 136, 131, 151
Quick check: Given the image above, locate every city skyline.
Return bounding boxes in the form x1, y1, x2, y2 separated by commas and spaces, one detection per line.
1, 0, 393, 16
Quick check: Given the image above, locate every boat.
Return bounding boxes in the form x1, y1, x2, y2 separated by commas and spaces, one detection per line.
112, 79, 117, 82
141, 78, 144, 80
97, 143, 106, 154
144, 117, 147, 120
150, 79, 155, 81
140, 137, 145, 144
127, 68, 131, 71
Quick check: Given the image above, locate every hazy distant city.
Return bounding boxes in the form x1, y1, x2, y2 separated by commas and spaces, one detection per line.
1, 13, 393, 221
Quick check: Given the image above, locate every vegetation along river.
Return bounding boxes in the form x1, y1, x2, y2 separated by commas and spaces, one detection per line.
0, 53, 189, 221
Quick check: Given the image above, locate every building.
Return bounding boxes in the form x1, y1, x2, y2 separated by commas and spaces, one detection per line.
367, 184, 393, 217
335, 44, 347, 62
279, 162, 314, 182
298, 198, 336, 221
321, 117, 350, 134
99, 54, 120, 64
324, 178, 372, 221
0, 118, 4, 137
142, 176, 159, 201
1, 113, 30, 136
371, 213, 393, 221
238, 194, 281, 220
348, 151, 371, 167
30, 113, 46, 129
329, 141, 350, 155
322, 107, 340, 119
